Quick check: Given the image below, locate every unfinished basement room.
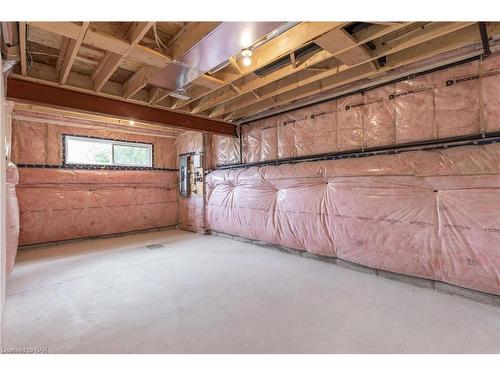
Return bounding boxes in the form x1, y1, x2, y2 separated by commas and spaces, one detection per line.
0, 3, 499, 362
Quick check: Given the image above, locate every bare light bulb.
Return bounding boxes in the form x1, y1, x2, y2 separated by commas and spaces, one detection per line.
242, 56, 252, 67
241, 49, 253, 58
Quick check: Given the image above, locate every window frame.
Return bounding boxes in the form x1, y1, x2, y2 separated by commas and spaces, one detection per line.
63, 135, 154, 168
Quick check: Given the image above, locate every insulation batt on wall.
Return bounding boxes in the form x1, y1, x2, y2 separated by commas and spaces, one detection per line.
17, 168, 177, 245
206, 143, 500, 295
10, 109, 179, 245
212, 52, 500, 166
6, 162, 19, 275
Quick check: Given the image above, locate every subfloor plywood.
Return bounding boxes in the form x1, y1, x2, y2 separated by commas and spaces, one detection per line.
2, 229, 500, 353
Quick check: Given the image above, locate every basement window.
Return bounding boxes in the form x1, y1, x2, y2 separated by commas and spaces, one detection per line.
64, 136, 153, 167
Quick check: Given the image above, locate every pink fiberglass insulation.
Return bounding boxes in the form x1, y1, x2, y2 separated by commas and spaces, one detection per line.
17, 168, 178, 245
9, 110, 180, 245
364, 86, 396, 147
433, 61, 481, 138
393, 74, 435, 143
11, 112, 177, 168
212, 135, 240, 166
226, 53, 500, 166
337, 93, 365, 151
482, 56, 500, 132
206, 143, 500, 295
6, 162, 20, 276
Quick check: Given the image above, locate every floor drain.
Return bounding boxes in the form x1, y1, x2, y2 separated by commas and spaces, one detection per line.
146, 244, 165, 249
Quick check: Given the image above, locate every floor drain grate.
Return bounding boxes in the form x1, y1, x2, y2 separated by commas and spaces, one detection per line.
146, 244, 165, 249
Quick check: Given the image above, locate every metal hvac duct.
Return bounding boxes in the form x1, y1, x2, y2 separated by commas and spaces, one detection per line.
149, 22, 290, 92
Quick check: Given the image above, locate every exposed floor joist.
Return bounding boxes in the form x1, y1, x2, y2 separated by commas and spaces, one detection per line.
7, 21, 500, 127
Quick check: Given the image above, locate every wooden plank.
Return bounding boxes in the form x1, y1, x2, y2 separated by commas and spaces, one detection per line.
192, 74, 225, 90
214, 22, 476, 118
167, 22, 220, 60
92, 22, 154, 92
149, 87, 171, 104
122, 65, 163, 99
186, 23, 411, 114
55, 38, 70, 74
315, 28, 375, 66
59, 22, 90, 84
28, 22, 172, 69
121, 22, 220, 100
229, 23, 496, 121
174, 22, 347, 110
6, 78, 236, 136
18, 22, 28, 76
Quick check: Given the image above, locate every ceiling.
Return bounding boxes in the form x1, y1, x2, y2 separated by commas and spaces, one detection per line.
4, 21, 500, 127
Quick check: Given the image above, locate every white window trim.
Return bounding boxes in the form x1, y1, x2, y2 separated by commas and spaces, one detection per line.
64, 135, 153, 168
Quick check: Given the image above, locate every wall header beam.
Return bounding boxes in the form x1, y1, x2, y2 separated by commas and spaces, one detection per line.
6, 79, 236, 136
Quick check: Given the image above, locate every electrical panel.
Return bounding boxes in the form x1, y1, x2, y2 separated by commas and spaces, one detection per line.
179, 155, 189, 197
178, 153, 204, 197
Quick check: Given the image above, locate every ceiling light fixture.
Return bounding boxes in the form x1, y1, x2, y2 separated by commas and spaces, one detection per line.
241, 49, 253, 58
241, 49, 253, 66
242, 57, 252, 67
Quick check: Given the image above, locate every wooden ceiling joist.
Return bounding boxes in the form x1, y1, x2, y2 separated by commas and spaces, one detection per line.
229, 23, 498, 121
187, 23, 411, 115
6, 78, 236, 136
92, 22, 154, 92
59, 22, 89, 84
27, 22, 172, 69
18, 22, 27, 76
172, 22, 347, 110
315, 28, 375, 67
122, 22, 221, 100
213, 22, 477, 119
13, 21, 500, 128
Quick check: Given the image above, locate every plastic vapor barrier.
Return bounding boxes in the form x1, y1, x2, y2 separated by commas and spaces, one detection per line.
209, 53, 500, 166
6, 162, 19, 275
206, 143, 500, 295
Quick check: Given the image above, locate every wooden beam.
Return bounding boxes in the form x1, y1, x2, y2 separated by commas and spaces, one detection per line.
187, 23, 411, 114
192, 74, 225, 90
315, 28, 375, 66
229, 23, 495, 121
174, 22, 347, 110
18, 22, 27, 76
92, 22, 154, 92
149, 87, 171, 104
214, 22, 476, 118
6, 78, 236, 136
59, 22, 89, 84
121, 22, 220, 100
122, 65, 163, 99
55, 38, 70, 74
27, 22, 172, 69
167, 22, 220, 60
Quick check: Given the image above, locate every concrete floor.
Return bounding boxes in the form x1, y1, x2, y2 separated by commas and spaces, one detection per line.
2, 229, 499, 353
